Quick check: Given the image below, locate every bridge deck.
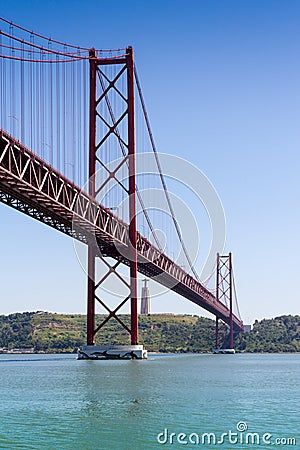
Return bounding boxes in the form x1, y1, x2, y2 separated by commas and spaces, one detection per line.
0, 130, 243, 331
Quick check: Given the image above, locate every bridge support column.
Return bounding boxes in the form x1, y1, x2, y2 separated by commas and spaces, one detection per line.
214, 253, 235, 354
79, 47, 146, 359
87, 246, 95, 345
86, 49, 97, 346
127, 47, 138, 346
229, 253, 234, 350
215, 317, 219, 350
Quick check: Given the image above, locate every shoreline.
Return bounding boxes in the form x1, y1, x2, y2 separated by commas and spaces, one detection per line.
1, 350, 300, 355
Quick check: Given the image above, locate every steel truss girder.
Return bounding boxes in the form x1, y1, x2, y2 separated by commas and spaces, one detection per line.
0, 129, 243, 332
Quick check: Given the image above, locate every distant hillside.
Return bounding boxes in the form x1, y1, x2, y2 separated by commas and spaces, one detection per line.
236, 315, 300, 352
0, 312, 299, 353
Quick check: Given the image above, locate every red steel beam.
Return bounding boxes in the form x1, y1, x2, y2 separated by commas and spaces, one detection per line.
127, 47, 138, 345
87, 48, 97, 345
229, 252, 234, 349
215, 317, 219, 349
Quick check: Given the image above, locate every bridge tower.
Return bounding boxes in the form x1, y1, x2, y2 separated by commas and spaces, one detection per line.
78, 47, 146, 359
214, 253, 235, 354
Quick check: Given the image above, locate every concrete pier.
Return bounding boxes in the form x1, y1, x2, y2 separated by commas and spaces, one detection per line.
77, 345, 148, 360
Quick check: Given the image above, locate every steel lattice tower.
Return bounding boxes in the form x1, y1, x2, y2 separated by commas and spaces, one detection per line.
215, 253, 234, 350
87, 47, 138, 346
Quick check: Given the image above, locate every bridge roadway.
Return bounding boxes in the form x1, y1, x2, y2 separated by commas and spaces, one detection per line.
0, 130, 243, 332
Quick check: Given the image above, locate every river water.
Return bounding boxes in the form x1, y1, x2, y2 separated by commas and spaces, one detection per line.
0, 353, 299, 449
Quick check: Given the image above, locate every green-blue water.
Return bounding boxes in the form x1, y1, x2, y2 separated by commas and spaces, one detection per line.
0, 353, 299, 449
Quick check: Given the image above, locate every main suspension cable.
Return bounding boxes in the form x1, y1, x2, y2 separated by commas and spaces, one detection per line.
96, 68, 163, 252
232, 270, 242, 320
0, 17, 126, 53
134, 66, 200, 280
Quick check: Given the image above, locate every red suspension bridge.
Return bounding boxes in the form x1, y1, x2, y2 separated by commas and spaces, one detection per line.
0, 18, 243, 358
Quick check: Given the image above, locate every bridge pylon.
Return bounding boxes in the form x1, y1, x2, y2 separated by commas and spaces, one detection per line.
78, 46, 146, 360
214, 253, 236, 354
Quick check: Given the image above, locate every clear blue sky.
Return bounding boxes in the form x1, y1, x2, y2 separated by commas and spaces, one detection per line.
0, 0, 299, 324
